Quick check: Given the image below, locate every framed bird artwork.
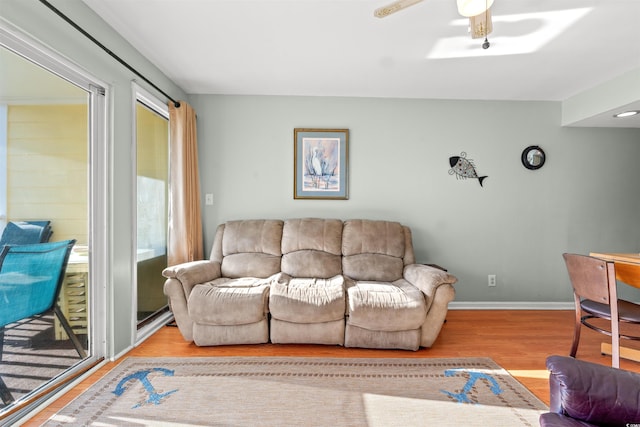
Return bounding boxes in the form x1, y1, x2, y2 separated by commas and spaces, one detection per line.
294, 128, 349, 200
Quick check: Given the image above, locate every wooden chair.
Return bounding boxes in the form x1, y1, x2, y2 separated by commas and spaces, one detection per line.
562, 253, 640, 368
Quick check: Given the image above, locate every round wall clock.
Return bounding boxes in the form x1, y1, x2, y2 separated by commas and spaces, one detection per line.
521, 146, 546, 170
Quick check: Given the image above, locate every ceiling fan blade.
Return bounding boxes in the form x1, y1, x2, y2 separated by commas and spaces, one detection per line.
374, 0, 424, 18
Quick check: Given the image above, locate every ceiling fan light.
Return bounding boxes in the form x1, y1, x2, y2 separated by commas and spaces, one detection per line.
457, 0, 494, 17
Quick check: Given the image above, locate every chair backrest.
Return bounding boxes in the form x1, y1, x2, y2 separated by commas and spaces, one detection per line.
563, 253, 614, 304
24, 220, 53, 243
0, 221, 52, 246
0, 239, 76, 327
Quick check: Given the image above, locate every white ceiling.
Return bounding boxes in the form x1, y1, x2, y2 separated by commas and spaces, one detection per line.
75, 1, 640, 127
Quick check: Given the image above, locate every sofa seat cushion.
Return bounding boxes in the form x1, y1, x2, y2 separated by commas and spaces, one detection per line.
269, 275, 345, 323
347, 279, 427, 331
188, 274, 284, 325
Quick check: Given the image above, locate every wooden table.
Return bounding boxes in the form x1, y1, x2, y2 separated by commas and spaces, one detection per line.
590, 252, 640, 267
589, 252, 640, 362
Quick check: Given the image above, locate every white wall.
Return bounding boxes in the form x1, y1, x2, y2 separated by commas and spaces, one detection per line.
190, 94, 640, 303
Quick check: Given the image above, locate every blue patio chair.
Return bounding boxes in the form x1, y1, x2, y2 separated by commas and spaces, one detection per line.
0, 220, 53, 246
0, 239, 85, 405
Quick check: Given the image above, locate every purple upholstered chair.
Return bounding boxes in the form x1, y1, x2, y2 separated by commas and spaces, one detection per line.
539, 355, 640, 427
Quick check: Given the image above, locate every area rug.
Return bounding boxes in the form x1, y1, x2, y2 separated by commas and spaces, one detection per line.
44, 356, 547, 426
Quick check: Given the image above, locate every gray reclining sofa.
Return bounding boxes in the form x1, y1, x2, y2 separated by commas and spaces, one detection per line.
162, 218, 457, 350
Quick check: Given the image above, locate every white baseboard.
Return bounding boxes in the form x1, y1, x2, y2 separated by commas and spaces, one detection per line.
449, 301, 574, 310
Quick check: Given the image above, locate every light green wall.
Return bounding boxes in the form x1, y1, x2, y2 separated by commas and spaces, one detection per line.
0, 0, 187, 355
191, 94, 640, 303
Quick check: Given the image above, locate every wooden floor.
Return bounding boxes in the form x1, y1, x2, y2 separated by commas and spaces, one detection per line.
23, 310, 640, 425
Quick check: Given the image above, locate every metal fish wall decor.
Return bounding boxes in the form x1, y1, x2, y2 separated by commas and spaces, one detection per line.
448, 152, 488, 187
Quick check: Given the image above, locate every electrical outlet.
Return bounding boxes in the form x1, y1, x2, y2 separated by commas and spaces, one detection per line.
488, 274, 497, 287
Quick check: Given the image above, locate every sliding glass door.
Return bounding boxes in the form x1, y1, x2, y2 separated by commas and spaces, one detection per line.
0, 23, 106, 419
134, 87, 170, 335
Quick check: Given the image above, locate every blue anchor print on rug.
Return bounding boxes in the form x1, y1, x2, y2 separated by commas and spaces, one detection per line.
112, 367, 178, 408
440, 368, 503, 404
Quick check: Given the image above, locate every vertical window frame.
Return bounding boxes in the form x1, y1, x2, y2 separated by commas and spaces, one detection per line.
132, 82, 172, 344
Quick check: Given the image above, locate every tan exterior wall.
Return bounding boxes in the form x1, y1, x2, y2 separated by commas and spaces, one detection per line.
6, 104, 88, 244
136, 103, 168, 182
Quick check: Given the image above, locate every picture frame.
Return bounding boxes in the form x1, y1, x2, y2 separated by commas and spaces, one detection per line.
294, 128, 349, 200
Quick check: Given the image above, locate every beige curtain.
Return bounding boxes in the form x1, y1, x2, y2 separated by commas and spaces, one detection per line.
168, 101, 203, 266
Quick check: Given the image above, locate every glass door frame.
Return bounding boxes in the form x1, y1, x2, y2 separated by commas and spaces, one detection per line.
0, 18, 108, 422
132, 83, 173, 345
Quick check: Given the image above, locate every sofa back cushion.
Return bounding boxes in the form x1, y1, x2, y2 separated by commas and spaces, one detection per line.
342, 219, 409, 282
218, 220, 283, 278
281, 218, 343, 278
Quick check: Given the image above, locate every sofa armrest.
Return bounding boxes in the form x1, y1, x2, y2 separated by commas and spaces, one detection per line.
403, 263, 457, 300
162, 260, 221, 342
546, 355, 640, 426
162, 260, 221, 295
404, 264, 456, 348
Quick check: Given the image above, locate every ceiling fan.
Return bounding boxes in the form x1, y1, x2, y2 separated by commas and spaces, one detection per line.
374, 0, 494, 48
